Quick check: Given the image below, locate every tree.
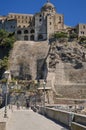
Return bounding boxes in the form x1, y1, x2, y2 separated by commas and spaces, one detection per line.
0, 30, 16, 78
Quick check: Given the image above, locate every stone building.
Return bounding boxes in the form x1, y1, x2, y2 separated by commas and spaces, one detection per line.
0, 1, 64, 41
0, 1, 86, 41
76, 24, 86, 37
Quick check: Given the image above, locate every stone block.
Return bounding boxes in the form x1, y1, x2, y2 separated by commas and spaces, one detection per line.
0, 122, 6, 130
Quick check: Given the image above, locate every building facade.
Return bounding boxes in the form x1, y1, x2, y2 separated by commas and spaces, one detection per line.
0, 1, 64, 41
0, 1, 86, 41
76, 24, 86, 37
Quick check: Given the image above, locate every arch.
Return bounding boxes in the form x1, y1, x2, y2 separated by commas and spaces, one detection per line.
30, 35, 34, 41
38, 34, 43, 40
24, 30, 28, 34
30, 29, 35, 33
17, 30, 22, 34
24, 35, 28, 41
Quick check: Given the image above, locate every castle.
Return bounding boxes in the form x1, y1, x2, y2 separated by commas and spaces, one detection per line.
0, 0, 86, 41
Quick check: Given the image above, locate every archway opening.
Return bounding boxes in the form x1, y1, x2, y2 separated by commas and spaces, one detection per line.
30, 29, 35, 33
38, 34, 43, 40
30, 35, 34, 41
17, 30, 22, 34
24, 30, 28, 34
24, 35, 28, 41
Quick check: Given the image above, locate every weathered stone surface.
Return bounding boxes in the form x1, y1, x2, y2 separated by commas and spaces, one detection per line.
9, 41, 49, 80
0, 122, 6, 130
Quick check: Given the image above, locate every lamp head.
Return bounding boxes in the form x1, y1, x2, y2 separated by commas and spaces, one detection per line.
4, 70, 10, 79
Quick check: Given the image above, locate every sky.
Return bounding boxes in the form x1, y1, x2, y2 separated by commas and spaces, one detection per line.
0, 0, 86, 26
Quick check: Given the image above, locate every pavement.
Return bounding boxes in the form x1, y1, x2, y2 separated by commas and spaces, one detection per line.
6, 109, 68, 130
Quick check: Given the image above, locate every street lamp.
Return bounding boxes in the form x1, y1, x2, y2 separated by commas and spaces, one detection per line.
4, 70, 10, 118
34, 80, 38, 107
43, 81, 46, 109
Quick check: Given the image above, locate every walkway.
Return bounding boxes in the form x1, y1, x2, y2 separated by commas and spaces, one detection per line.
6, 109, 68, 130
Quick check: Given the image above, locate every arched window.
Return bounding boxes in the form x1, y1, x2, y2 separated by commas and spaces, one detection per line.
59, 16, 61, 23
17, 30, 22, 34
24, 30, 28, 34
38, 34, 43, 40
30, 35, 34, 41
30, 29, 35, 33
24, 35, 28, 41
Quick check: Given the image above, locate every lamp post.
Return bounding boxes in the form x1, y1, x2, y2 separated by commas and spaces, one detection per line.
43, 81, 46, 109
4, 70, 10, 118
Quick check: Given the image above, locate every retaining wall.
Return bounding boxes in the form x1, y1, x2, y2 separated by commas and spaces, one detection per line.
39, 107, 86, 129
71, 122, 86, 130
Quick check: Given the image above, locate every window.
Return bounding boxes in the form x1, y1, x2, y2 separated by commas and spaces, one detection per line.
30, 35, 34, 41
24, 30, 28, 34
40, 14, 42, 17
18, 25, 21, 28
83, 25, 85, 29
50, 22, 52, 25
81, 31, 84, 34
38, 34, 43, 40
30, 29, 35, 33
24, 35, 28, 41
17, 30, 22, 34
59, 16, 61, 23
39, 19, 42, 22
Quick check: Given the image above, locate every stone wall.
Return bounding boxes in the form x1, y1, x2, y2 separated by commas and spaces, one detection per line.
38, 107, 86, 129
55, 84, 86, 99
9, 41, 49, 80
0, 122, 6, 130
71, 122, 86, 130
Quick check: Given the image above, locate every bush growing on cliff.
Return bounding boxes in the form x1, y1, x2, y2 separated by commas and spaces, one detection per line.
69, 32, 78, 40
79, 36, 86, 44
54, 32, 68, 39
0, 30, 15, 50
0, 30, 16, 78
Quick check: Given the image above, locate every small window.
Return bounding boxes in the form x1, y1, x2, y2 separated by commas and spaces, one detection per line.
24, 30, 28, 34
24, 35, 28, 41
30, 29, 35, 33
39, 19, 42, 22
40, 14, 42, 17
18, 25, 21, 28
17, 30, 22, 34
81, 31, 84, 34
83, 25, 85, 29
14, 16, 17, 19
50, 22, 52, 25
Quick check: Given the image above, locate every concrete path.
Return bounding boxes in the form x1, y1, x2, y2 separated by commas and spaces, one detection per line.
6, 109, 68, 130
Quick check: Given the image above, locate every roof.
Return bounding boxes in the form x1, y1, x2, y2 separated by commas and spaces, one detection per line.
43, 2, 55, 8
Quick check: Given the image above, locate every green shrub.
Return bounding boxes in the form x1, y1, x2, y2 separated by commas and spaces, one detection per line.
69, 32, 78, 39
0, 30, 16, 78
54, 32, 68, 39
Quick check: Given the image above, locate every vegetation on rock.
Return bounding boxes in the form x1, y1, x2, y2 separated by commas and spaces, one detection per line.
54, 32, 68, 39
0, 30, 16, 78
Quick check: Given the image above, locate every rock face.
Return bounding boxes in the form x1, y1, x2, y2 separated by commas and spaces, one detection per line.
9, 40, 86, 100
9, 41, 49, 80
